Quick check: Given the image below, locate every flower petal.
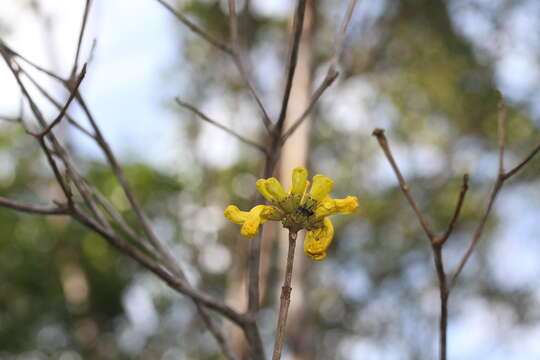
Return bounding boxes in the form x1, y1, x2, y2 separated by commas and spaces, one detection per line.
224, 205, 249, 224
256, 179, 275, 202
314, 196, 336, 217
304, 217, 334, 260
290, 167, 308, 195
241, 205, 267, 238
309, 174, 334, 201
261, 205, 284, 221
335, 196, 359, 214
265, 178, 287, 202
315, 195, 359, 217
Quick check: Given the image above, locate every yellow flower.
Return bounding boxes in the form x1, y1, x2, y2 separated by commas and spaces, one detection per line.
224, 167, 358, 260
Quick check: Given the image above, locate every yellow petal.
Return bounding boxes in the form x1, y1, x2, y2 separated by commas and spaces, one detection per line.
241, 205, 267, 238
315, 195, 359, 217
260, 205, 284, 221
335, 196, 359, 214
265, 177, 287, 202
310, 174, 334, 201
304, 217, 334, 260
314, 196, 336, 217
290, 167, 308, 195
224, 205, 249, 224
256, 179, 275, 202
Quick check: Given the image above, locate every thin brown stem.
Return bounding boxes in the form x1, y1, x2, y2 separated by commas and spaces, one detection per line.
20, 66, 95, 138
372, 129, 436, 240
26, 64, 87, 138
275, 0, 307, 134
175, 98, 268, 154
0, 197, 68, 215
280, 68, 339, 143
503, 141, 540, 180
329, 0, 358, 70
448, 178, 503, 291
71, 0, 91, 79
154, 0, 232, 54
72, 208, 245, 325
496, 91, 507, 175
272, 231, 298, 360
437, 174, 469, 245
0, 41, 65, 82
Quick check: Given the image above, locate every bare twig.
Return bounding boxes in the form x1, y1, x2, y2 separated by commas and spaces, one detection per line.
0, 41, 65, 83
71, 0, 92, 79
329, 0, 358, 70
154, 0, 232, 54
431, 245, 448, 360
272, 231, 298, 360
26, 64, 87, 138
195, 302, 239, 360
372, 129, 437, 240
227, 0, 272, 132
280, 0, 357, 143
280, 69, 339, 143
0, 115, 19, 123
437, 174, 469, 245
496, 91, 506, 175
275, 0, 308, 134
20, 66, 95, 138
503, 141, 540, 180
72, 207, 246, 325
0, 197, 68, 215
175, 98, 268, 154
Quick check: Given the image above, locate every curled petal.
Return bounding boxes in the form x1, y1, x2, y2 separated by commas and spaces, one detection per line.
335, 196, 359, 214
310, 174, 334, 201
314, 196, 336, 217
241, 205, 267, 238
315, 195, 359, 217
265, 178, 287, 202
304, 217, 334, 260
291, 167, 308, 195
224, 205, 249, 224
261, 205, 284, 221
256, 179, 275, 202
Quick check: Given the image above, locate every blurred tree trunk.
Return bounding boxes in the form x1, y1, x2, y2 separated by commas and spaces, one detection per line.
276, 1, 316, 359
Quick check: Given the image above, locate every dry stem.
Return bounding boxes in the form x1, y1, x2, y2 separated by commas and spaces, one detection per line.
272, 231, 298, 360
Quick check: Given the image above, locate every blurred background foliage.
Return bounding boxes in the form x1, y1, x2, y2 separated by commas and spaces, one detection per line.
1, 0, 540, 359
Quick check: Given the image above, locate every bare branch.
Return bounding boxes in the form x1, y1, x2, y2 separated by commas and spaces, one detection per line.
175, 98, 268, 154
437, 174, 469, 245
26, 64, 87, 138
372, 128, 437, 241
280, 68, 339, 143
196, 303, 240, 360
0, 114, 19, 123
280, 0, 357, 142
0, 197, 68, 215
329, 0, 358, 70
503, 141, 540, 180
275, 0, 307, 134
272, 231, 297, 360
448, 177, 503, 292
20, 67, 95, 138
496, 91, 507, 175
72, 208, 246, 325
154, 0, 232, 54
0, 41, 65, 82
71, 0, 92, 79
